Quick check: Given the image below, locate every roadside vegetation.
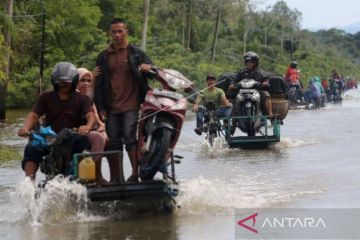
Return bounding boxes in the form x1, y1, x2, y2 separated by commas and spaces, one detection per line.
1, 0, 360, 108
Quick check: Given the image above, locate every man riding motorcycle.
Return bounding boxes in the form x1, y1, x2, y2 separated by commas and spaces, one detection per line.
192, 74, 232, 135
18, 62, 95, 180
285, 61, 303, 102
228, 51, 273, 135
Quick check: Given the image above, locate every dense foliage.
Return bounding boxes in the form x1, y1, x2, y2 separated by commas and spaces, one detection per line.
1, 0, 360, 107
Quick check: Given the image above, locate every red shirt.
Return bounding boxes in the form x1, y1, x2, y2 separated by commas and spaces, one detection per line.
285, 67, 299, 84
321, 80, 328, 90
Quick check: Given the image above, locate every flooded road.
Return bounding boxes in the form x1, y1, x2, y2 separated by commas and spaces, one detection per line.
0, 89, 359, 240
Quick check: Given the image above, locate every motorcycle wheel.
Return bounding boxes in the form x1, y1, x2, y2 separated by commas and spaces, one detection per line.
208, 132, 216, 147
140, 128, 173, 181
245, 107, 256, 137
207, 123, 218, 147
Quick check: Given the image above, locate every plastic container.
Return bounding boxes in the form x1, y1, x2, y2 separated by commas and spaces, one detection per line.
78, 157, 96, 182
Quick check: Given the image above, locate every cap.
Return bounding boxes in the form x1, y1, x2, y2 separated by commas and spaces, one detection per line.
206, 74, 216, 80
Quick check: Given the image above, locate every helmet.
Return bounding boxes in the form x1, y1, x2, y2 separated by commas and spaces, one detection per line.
310, 76, 320, 83
313, 76, 320, 82
51, 62, 79, 92
243, 51, 259, 63
290, 61, 297, 68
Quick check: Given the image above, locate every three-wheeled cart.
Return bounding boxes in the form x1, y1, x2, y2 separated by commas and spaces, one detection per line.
72, 151, 180, 212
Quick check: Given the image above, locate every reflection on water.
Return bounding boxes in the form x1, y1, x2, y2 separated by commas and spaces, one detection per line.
0, 90, 360, 239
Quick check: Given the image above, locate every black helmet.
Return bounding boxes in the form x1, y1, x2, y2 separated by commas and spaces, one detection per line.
290, 61, 297, 68
243, 51, 259, 63
50, 62, 79, 92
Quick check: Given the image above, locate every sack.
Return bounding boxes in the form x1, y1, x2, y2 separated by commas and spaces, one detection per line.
40, 128, 90, 177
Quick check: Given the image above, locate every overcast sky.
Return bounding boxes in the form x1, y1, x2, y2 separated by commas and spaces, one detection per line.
257, 0, 360, 30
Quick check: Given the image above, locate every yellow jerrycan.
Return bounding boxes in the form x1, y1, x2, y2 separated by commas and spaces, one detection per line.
78, 157, 96, 182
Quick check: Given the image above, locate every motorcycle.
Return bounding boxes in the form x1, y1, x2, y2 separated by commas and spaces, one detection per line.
138, 67, 195, 181
328, 78, 343, 102
198, 100, 223, 147
232, 79, 266, 136
287, 82, 305, 108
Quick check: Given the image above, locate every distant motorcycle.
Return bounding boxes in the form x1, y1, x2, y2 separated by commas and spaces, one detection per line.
328, 79, 343, 102
287, 82, 304, 108
198, 100, 222, 147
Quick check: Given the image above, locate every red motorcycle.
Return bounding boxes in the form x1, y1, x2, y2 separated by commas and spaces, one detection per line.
138, 67, 195, 181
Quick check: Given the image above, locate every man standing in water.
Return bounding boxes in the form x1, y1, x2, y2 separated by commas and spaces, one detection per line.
94, 18, 152, 183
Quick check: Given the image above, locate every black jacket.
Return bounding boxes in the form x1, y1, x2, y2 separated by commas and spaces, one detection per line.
231, 66, 269, 85
94, 44, 152, 113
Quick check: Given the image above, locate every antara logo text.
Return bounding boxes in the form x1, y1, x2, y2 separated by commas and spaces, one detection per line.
238, 213, 327, 234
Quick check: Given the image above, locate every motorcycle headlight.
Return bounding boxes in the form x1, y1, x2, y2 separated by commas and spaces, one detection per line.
240, 79, 257, 88
164, 69, 193, 90
250, 91, 260, 101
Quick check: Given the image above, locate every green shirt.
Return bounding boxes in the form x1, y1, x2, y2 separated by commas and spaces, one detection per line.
196, 87, 225, 108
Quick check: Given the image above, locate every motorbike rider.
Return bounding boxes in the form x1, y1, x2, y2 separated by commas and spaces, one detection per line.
94, 18, 152, 183
330, 69, 344, 100
228, 51, 273, 134
313, 76, 326, 106
304, 76, 323, 106
18, 62, 96, 180
192, 74, 232, 135
285, 61, 299, 84
284, 61, 303, 101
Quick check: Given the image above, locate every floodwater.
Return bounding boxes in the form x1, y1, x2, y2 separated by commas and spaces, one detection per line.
0, 89, 360, 240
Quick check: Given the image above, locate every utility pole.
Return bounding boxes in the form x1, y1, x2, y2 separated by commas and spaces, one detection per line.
38, 0, 46, 96
140, 0, 149, 51
0, 0, 13, 120
210, 0, 223, 64
186, 0, 192, 49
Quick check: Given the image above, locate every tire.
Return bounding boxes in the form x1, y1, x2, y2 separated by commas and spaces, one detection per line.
208, 122, 217, 147
140, 128, 173, 181
245, 107, 256, 137
208, 133, 216, 146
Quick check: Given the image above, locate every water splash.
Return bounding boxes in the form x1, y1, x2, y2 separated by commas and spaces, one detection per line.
278, 137, 320, 148
343, 89, 360, 99
6, 176, 107, 225
197, 136, 230, 157
177, 175, 324, 215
